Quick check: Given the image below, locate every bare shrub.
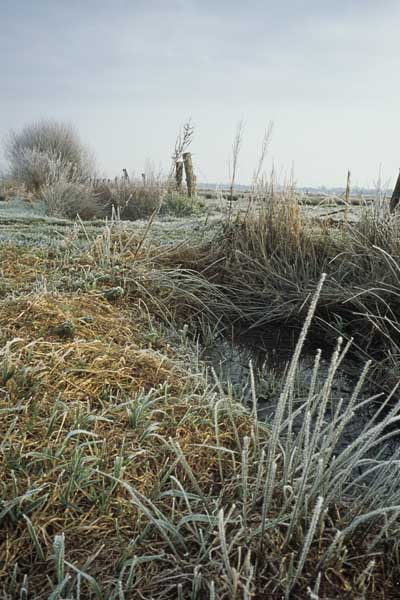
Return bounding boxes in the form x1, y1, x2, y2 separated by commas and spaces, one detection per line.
40, 177, 100, 220
4, 120, 94, 191
94, 175, 166, 220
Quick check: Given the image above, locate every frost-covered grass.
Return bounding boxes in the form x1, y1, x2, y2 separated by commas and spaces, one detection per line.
0, 200, 399, 598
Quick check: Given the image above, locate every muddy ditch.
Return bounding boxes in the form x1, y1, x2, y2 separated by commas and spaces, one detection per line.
200, 322, 398, 462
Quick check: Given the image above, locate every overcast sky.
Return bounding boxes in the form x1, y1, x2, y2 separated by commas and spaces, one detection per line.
1, 0, 399, 187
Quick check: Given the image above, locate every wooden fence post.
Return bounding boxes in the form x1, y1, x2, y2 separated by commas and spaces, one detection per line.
183, 152, 196, 197
344, 170, 351, 225
175, 160, 184, 192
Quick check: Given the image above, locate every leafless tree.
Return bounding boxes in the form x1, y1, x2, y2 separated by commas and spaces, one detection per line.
170, 119, 194, 191
172, 119, 194, 163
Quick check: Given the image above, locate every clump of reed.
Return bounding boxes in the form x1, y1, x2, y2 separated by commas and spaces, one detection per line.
163, 187, 400, 397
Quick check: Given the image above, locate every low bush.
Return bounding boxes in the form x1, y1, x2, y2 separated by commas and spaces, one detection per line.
93, 179, 205, 221
94, 178, 164, 220
160, 191, 205, 217
39, 178, 205, 222
40, 178, 100, 219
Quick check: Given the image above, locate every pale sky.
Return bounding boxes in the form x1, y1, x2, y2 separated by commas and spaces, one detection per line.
1, 0, 399, 188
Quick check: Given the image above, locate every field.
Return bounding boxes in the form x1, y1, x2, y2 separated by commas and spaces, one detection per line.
1, 189, 400, 599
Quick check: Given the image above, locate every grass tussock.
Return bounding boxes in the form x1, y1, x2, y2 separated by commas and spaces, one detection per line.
165, 192, 400, 394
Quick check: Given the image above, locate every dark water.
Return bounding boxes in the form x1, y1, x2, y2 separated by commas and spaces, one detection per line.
203, 325, 396, 460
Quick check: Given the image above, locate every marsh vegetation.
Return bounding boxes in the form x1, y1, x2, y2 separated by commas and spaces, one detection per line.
0, 123, 400, 598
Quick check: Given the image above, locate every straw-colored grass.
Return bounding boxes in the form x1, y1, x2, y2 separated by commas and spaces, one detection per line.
0, 179, 34, 203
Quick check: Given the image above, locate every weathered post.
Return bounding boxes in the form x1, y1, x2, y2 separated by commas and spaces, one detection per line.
390, 169, 400, 213
175, 159, 184, 192
183, 152, 196, 197
344, 170, 351, 225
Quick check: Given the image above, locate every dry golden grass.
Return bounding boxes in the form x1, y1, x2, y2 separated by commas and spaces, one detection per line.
0, 289, 254, 596
0, 293, 136, 341
0, 246, 49, 293
0, 291, 188, 404
0, 180, 34, 203
0, 287, 251, 596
